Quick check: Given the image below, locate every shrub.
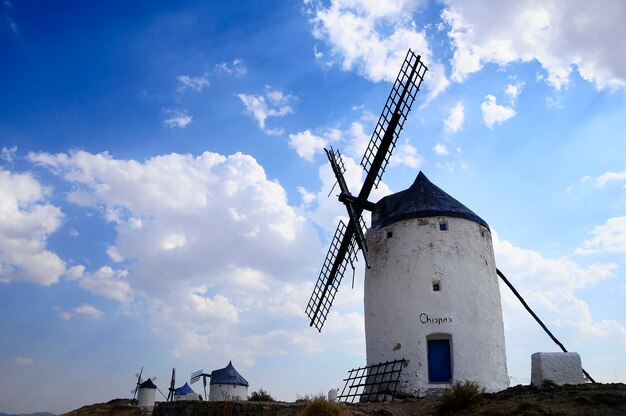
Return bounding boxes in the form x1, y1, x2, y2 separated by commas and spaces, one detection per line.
436, 380, 485, 415
297, 396, 349, 416
248, 388, 275, 402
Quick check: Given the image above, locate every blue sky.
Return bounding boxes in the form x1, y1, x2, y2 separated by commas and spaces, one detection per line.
1, 0, 625, 413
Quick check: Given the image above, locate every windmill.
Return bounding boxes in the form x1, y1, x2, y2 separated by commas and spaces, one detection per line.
132, 366, 144, 399
166, 367, 176, 401
306, 49, 595, 400
305, 49, 427, 332
190, 369, 211, 400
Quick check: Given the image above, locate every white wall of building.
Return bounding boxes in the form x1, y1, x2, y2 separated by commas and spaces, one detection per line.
364, 216, 509, 396
209, 384, 248, 401
137, 387, 156, 408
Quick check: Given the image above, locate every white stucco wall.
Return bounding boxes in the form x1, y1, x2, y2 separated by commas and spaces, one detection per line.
209, 384, 248, 401
137, 387, 156, 408
174, 393, 199, 401
364, 216, 509, 396
531, 352, 584, 386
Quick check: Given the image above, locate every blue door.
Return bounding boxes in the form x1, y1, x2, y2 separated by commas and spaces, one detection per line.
428, 339, 452, 382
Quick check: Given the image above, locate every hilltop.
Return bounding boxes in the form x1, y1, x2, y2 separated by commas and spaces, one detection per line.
58, 383, 626, 416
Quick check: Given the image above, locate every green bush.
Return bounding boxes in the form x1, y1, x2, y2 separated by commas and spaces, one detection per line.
297, 396, 349, 416
436, 380, 485, 415
248, 388, 275, 402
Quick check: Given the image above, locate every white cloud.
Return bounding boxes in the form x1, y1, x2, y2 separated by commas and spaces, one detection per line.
163, 109, 192, 128
176, 73, 209, 93
493, 231, 626, 351
78, 266, 133, 303
237, 87, 294, 135
215, 59, 247, 77
433, 143, 448, 155
58, 304, 104, 320
106, 245, 124, 262
0, 169, 65, 285
576, 217, 626, 254
505, 81, 524, 105
308, 0, 449, 100
288, 130, 327, 161
595, 169, 626, 187
28, 150, 324, 359
186, 290, 239, 323
1, 146, 17, 163
481, 94, 516, 128
443, 0, 626, 90
443, 101, 464, 133
392, 139, 422, 169
297, 186, 316, 206
14, 357, 32, 366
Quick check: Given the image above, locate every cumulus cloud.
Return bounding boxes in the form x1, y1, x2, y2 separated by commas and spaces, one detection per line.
28, 149, 332, 362
215, 59, 247, 77
288, 130, 327, 161
481, 95, 516, 128
1, 146, 17, 163
308, 0, 449, 100
493, 231, 626, 351
392, 139, 423, 169
176, 73, 209, 93
443, 101, 464, 134
442, 0, 626, 90
163, 109, 192, 128
297, 186, 316, 207
0, 169, 65, 285
433, 143, 448, 155
237, 87, 294, 135
78, 266, 134, 303
576, 217, 626, 255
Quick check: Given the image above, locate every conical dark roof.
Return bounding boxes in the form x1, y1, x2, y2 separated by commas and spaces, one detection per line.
174, 382, 195, 395
371, 171, 489, 230
210, 361, 249, 386
139, 378, 157, 389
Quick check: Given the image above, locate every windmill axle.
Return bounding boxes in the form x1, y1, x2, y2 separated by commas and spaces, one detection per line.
338, 192, 377, 212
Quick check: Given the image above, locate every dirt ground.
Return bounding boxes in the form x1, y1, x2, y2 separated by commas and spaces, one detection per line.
61, 383, 626, 416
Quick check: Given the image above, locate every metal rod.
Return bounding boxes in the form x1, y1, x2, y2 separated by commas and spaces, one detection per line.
496, 268, 596, 383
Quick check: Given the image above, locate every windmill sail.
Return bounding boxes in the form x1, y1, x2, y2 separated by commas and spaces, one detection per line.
305, 49, 427, 332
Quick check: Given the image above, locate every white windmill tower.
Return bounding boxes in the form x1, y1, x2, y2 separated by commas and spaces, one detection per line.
305, 49, 508, 398
364, 172, 508, 394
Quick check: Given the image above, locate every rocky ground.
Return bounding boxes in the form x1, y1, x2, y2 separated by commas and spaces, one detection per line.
60, 383, 626, 416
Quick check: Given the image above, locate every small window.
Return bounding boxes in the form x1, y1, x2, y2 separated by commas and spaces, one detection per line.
439, 222, 447, 231
387, 231, 393, 239
432, 281, 441, 292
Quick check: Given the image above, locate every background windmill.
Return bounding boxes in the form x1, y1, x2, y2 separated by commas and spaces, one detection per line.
132, 366, 143, 400
166, 367, 176, 402
305, 49, 427, 332
190, 369, 211, 400
131, 366, 166, 401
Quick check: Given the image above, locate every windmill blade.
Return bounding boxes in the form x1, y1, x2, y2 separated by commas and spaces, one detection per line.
190, 369, 203, 385
305, 219, 359, 331
325, 148, 370, 267
132, 366, 143, 399
167, 367, 176, 401
359, 50, 427, 199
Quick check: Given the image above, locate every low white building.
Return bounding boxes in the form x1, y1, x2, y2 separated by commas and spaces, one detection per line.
364, 172, 509, 396
209, 361, 249, 401
174, 382, 199, 401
